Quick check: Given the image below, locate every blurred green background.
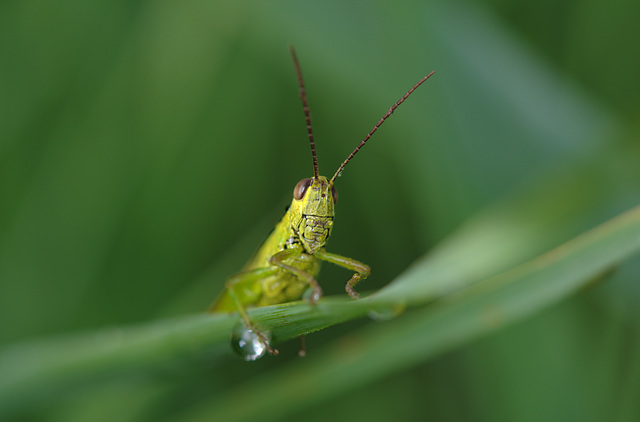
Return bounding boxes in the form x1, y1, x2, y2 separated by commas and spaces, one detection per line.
1, 0, 639, 421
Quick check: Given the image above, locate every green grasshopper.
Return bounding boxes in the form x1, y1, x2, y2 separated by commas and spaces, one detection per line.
210, 47, 434, 359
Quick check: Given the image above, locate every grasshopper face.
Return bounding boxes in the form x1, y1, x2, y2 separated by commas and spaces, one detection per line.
289, 176, 338, 254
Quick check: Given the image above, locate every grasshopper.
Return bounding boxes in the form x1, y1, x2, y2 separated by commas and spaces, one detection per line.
209, 47, 434, 359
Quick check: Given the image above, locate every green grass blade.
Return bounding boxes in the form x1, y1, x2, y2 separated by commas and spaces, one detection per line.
0, 314, 234, 414
1, 205, 639, 418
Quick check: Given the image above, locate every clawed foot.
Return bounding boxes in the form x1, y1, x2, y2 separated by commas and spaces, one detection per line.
232, 322, 279, 360
346, 284, 361, 299
255, 329, 279, 356
307, 286, 323, 305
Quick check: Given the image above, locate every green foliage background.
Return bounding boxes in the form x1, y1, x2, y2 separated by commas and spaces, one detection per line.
1, 0, 639, 421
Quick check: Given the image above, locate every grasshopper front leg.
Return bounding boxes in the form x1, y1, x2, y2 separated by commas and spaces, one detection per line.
315, 250, 370, 299
269, 247, 323, 304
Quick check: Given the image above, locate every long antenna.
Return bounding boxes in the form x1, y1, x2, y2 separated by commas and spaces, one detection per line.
329, 70, 436, 186
289, 46, 319, 180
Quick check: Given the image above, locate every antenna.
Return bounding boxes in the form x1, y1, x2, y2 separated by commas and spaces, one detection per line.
329, 70, 436, 186
289, 46, 319, 180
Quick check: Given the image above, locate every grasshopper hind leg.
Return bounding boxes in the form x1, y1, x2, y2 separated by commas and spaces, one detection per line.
224, 267, 280, 357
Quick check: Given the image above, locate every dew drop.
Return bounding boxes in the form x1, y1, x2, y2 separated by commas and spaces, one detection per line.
231, 322, 270, 361
368, 304, 407, 322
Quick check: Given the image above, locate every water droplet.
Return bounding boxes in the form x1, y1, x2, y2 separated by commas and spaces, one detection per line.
368, 304, 406, 322
231, 322, 270, 361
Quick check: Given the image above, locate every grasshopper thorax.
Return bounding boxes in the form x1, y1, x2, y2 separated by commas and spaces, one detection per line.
289, 176, 338, 254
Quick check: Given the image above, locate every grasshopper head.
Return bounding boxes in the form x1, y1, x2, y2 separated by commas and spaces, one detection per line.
286, 48, 432, 255
289, 176, 338, 254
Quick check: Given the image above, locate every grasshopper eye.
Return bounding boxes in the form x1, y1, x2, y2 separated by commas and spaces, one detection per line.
331, 186, 338, 204
293, 178, 313, 200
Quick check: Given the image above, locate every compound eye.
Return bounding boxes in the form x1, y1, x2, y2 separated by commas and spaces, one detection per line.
293, 178, 313, 200
331, 186, 338, 204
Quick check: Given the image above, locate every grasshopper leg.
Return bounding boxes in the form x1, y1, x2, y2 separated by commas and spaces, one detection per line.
315, 250, 370, 299
298, 335, 307, 357
269, 247, 323, 304
224, 267, 280, 355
